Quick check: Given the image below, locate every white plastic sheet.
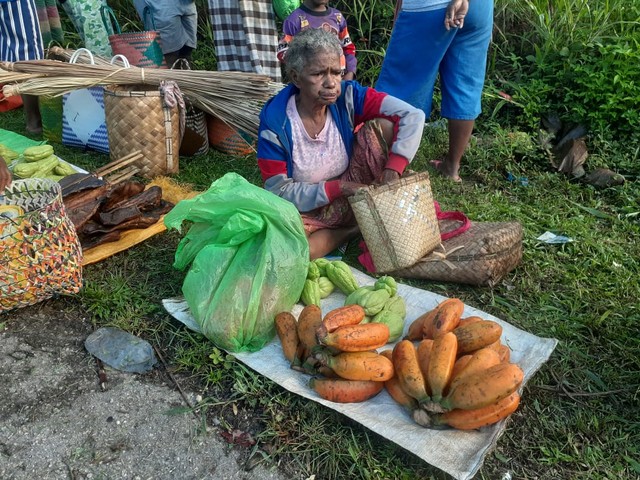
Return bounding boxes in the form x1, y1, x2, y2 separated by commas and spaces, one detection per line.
163, 268, 558, 480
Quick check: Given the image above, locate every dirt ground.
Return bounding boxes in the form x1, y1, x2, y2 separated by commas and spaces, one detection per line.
0, 301, 288, 480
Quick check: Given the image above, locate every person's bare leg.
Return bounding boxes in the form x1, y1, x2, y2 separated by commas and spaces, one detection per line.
308, 225, 359, 260
431, 119, 474, 182
22, 95, 42, 135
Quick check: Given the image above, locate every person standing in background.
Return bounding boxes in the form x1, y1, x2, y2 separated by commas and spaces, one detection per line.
376, 0, 494, 182
0, 0, 46, 135
207, 0, 281, 82
133, 0, 197, 66
277, 0, 358, 81
58, 0, 113, 57
35, 0, 64, 47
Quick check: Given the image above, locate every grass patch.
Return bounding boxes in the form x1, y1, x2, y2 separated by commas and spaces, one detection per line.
4, 1, 640, 473
6, 102, 639, 478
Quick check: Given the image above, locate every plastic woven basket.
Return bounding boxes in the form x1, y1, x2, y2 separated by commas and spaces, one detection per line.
0, 178, 83, 313
206, 114, 255, 156
103, 84, 180, 178
348, 171, 440, 273
101, 5, 166, 68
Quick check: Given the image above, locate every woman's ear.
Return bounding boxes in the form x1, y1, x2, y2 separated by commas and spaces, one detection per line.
289, 70, 300, 87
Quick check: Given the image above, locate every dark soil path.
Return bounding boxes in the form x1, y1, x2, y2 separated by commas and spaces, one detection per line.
0, 302, 287, 480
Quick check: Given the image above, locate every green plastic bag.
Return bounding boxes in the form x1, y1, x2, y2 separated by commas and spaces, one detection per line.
164, 173, 309, 353
273, 0, 301, 21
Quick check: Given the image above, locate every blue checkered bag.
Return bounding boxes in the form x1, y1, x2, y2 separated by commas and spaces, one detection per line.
61, 49, 110, 154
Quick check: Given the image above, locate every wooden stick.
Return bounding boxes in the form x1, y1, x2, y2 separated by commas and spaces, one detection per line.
95, 150, 142, 177
105, 166, 139, 185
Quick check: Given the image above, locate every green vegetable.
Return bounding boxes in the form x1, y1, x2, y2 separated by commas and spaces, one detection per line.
325, 260, 359, 295
300, 279, 321, 307
313, 258, 330, 276
307, 261, 320, 280
317, 276, 335, 299
23, 144, 54, 162
374, 276, 398, 297
53, 160, 77, 177
13, 155, 58, 178
344, 285, 374, 306
384, 295, 407, 318
0, 143, 19, 161
361, 288, 391, 316
343, 285, 390, 316
372, 308, 405, 342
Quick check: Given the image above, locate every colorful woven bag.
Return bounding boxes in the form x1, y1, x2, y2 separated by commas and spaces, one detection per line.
206, 114, 256, 156
61, 49, 110, 154
1, 178, 83, 313
100, 5, 166, 68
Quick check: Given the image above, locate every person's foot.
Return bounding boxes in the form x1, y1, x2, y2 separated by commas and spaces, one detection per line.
25, 124, 43, 136
429, 160, 462, 183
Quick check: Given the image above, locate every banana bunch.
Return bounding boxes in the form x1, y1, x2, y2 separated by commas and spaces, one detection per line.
386, 299, 524, 430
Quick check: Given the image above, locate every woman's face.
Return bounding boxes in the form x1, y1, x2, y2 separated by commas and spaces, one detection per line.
292, 50, 343, 108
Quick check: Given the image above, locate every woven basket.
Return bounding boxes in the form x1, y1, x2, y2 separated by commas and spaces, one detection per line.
0, 178, 83, 313
103, 84, 180, 178
101, 5, 167, 68
391, 221, 523, 287
348, 172, 440, 273
206, 114, 255, 156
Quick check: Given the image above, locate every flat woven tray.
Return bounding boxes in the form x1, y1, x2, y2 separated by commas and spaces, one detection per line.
392, 221, 523, 287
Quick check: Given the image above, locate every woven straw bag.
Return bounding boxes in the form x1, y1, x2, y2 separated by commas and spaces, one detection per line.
103, 84, 180, 178
391, 221, 523, 287
348, 172, 440, 273
0, 178, 83, 313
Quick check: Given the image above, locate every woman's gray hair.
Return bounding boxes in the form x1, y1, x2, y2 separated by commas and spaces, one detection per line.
284, 28, 343, 77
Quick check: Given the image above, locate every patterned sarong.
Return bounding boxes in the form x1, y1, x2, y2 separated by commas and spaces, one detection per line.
34, 0, 64, 48
207, 0, 281, 82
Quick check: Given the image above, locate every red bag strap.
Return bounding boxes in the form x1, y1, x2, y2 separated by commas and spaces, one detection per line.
434, 201, 471, 241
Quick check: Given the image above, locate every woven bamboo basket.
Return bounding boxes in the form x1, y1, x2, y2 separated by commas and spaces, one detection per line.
348, 172, 440, 273
391, 221, 523, 286
103, 84, 180, 178
0, 178, 83, 312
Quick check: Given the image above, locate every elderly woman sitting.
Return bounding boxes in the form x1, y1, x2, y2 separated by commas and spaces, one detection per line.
257, 28, 425, 259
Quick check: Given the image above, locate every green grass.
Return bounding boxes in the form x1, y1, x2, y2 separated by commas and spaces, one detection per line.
4, 0, 640, 476
4, 97, 639, 478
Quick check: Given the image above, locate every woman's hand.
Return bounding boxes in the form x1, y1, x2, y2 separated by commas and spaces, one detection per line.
340, 180, 368, 197
0, 156, 11, 192
444, 0, 469, 30
379, 168, 400, 185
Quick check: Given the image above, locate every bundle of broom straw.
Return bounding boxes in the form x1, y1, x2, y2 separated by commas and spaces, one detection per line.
0, 50, 284, 138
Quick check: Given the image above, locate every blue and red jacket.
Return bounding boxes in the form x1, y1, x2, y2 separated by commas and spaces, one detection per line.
257, 81, 425, 212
